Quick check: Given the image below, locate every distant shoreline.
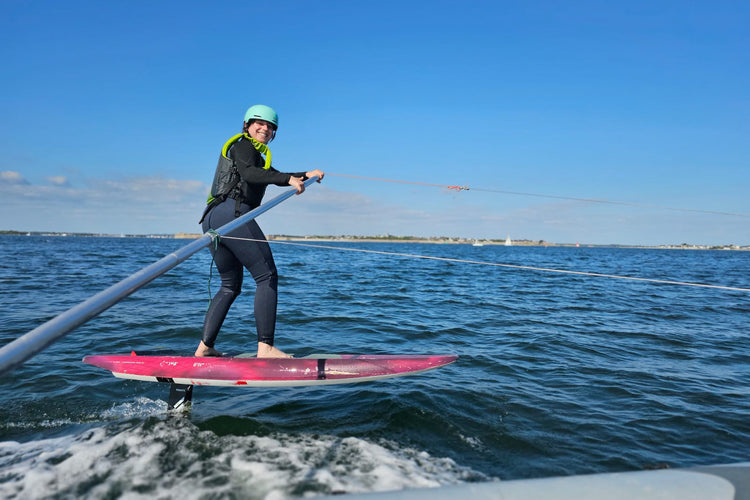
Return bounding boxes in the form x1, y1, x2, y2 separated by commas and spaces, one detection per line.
2, 230, 747, 251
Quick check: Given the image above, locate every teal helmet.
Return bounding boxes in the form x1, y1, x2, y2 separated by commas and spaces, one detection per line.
244, 104, 278, 129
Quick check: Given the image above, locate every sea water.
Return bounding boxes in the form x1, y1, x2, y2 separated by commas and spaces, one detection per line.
0, 235, 748, 498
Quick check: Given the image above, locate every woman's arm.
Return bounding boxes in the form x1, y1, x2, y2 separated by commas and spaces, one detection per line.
232, 140, 290, 185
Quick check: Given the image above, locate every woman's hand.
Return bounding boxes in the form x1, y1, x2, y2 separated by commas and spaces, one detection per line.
288, 175, 306, 194
306, 169, 325, 182
289, 170, 324, 194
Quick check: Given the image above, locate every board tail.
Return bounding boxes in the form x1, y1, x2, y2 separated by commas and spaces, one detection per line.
167, 384, 193, 410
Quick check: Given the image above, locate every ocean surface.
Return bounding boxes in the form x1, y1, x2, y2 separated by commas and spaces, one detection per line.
0, 234, 748, 499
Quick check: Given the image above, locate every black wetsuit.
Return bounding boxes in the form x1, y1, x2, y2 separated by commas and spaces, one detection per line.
200, 137, 306, 348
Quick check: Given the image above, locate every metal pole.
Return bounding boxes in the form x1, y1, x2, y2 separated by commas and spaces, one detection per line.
0, 177, 320, 376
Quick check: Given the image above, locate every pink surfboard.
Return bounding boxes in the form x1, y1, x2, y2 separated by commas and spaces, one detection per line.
82, 352, 458, 387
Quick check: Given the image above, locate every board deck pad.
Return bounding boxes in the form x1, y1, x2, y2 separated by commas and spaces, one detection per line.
82, 352, 458, 387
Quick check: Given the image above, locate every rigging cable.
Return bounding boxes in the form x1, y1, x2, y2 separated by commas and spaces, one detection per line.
326, 173, 750, 218
219, 236, 750, 293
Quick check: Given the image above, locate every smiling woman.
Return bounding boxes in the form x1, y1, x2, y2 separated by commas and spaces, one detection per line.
196, 104, 325, 359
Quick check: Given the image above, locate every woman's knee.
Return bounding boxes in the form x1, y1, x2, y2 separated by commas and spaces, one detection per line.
219, 282, 242, 298
254, 267, 278, 288
218, 265, 244, 294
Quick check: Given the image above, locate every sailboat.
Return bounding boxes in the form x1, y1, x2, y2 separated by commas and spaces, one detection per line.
505, 235, 512, 246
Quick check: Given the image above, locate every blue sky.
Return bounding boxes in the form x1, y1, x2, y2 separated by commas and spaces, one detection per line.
1, 0, 748, 245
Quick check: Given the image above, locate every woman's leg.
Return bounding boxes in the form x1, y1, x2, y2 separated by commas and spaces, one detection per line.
196, 199, 290, 358
244, 223, 292, 357
222, 220, 290, 358
196, 243, 243, 356
196, 200, 243, 357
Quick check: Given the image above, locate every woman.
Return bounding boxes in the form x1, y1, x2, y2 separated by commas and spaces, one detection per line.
196, 104, 324, 358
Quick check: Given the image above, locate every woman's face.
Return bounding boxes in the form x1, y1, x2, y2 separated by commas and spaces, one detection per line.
246, 120, 275, 144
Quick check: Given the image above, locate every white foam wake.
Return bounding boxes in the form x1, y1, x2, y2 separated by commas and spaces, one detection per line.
0, 418, 487, 499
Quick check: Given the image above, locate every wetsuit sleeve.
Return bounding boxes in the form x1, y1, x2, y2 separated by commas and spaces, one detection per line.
232, 140, 292, 186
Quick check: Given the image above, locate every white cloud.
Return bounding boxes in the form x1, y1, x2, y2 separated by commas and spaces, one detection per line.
261, 185, 528, 239
260, 185, 750, 246
0, 173, 745, 246
85, 176, 207, 202
46, 176, 70, 186
0, 173, 209, 234
1, 171, 29, 185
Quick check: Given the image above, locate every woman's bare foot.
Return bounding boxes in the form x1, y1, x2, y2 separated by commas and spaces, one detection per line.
257, 342, 292, 358
195, 341, 223, 357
